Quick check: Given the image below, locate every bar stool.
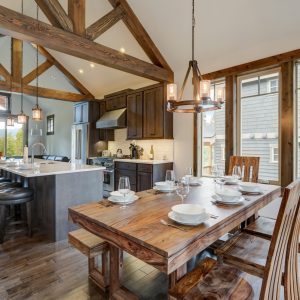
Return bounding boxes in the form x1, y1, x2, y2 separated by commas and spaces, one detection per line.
0, 177, 11, 183
0, 187, 34, 243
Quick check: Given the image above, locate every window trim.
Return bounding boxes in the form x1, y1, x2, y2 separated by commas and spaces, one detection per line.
268, 79, 279, 93
270, 144, 279, 163
47, 114, 55, 135
236, 67, 281, 184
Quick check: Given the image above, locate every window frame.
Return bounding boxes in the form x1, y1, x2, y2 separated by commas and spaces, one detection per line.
270, 144, 279, 163
47, 114, 55, 135
236, 67, 281, 184
268, 79, 279, 93
0, 92, 11, 115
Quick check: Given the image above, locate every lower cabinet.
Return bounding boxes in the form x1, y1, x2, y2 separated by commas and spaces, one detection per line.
115, 161, 173, 192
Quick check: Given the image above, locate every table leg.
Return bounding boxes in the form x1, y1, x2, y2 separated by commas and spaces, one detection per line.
109, 244, 138, 300
169, 263, 187, 288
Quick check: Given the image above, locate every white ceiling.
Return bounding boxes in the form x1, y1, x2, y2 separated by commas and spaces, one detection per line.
0, 0, 300, 99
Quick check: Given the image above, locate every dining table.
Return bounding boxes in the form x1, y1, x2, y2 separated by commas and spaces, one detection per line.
68, 177, 281, 299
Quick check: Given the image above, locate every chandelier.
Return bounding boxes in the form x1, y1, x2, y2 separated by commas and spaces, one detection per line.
167, 0, 224, 113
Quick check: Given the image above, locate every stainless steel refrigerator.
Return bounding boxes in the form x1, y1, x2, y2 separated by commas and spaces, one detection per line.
71, 123, 89, 164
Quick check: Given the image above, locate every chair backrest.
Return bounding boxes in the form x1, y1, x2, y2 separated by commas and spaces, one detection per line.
260, 180, 300, 300
228, 156, 260, 182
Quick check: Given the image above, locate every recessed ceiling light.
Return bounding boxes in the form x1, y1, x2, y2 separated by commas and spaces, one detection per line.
78, 69, 84, 74
120, 47, 126, 53
90, 63, 95, 68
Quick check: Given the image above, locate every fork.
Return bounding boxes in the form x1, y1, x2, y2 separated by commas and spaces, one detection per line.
160, 219, 189, 231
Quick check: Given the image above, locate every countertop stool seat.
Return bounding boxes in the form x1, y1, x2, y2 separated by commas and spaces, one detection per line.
0, 177, 11, 183
0, 187, 34, 243
0, 182, 22, 189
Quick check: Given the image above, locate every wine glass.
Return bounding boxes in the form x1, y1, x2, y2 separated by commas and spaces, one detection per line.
176, 179, 190, 203
118, 176, 131, 209
165, 170, 175, 195
232, 165, 242, 181
211, 165, 220, 178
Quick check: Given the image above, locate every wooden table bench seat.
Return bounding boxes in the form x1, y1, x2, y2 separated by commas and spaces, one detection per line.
68, 228, 109, 291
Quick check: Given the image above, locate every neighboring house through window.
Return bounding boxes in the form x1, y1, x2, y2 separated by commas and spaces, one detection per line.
268, 79, 278, 93
270, 145, 279, 163
47, 115, 55, 135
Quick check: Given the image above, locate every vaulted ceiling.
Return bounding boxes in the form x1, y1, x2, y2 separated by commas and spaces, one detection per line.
0, 0, 300, 99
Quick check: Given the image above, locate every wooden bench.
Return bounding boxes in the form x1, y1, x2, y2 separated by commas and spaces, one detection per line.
68, 228, 109, 291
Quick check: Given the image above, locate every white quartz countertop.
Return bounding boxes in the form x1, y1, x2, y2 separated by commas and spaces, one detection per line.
0, 159, 105, 178
114, 158, 173, 164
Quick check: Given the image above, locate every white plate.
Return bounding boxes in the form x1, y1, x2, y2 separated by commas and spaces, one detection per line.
108, 195, 139, 204
153, 186, 177, 192
168, 211, 209, 226
110, 190, 135, 197
238, 184, 262, 194
212, 194, 244, 205
172, 204, 206, 217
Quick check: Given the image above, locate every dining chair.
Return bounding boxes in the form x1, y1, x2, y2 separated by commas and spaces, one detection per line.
169, 179, 300, 300
228, 156, 260, 183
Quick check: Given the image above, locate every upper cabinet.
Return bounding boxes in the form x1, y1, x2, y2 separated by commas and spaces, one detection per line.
105, 90, 129, 111
73, 102, 89, 124
127, 92, 143, 140
127, 84, 173, 140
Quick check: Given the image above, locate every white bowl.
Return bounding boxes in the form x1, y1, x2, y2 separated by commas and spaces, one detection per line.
155, 181, 174, 190
238, 182, 261, 193
110, 190, 135, 201
223, 176, 238, 183
171, 204, 206, 221
216, 188, 242, 202
7, 162, 17, 167
0, 160, 6, 164
19, 163, 33, 170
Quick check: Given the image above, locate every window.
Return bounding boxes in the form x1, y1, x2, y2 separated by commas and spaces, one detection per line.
47, 115, 54, 135
198, 81, 226, 176
237, 70, 280, 182
0, 92, 10, 112
270, 145, 279, 163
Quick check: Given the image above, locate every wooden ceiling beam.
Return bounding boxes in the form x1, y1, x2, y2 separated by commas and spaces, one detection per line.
11, 38, 23, 83
0, 64, 11, 82
86, 5, 124, 40
0, 5, 173, 82
202, 48, 300, 80
35, 45, 94, 97
35, 0, 73, 32
108, 0, 172, 72
68, 0, 85, 36
0, 80, 91, 102
22, 60, 53, 85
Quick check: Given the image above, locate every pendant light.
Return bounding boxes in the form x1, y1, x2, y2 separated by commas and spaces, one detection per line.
32, 4, 42, 121
167, 0, 225, 113
17, 0, 27, 124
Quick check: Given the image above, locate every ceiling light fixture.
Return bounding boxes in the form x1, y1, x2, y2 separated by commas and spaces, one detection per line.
167, 0, 224, 113
90, 63, 95, 68
120, 47, 126, 53
17, 0, 28, 124
32, 4, 42, 121
78, 68, 84, 74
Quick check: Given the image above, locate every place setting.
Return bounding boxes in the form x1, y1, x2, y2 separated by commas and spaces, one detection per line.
211, 188, 246, 206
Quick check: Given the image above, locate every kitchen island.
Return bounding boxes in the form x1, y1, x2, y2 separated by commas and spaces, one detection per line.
0, 160, 105, 241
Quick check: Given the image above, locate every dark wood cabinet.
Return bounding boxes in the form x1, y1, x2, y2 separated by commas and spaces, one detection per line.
126, 84, 173, 140
143, 86, 164, 139
105, 93, 127, 111
127, 92, 143, 140
115, 161, 173, 192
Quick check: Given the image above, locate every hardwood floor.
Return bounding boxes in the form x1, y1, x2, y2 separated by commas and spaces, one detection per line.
0, 223, 296, 299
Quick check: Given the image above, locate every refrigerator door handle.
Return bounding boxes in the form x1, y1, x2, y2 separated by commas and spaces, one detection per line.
75, 129, 82, 160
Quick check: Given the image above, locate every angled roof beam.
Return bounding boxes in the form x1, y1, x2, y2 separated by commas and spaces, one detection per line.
11, 38, 22, 83
108, 0, 172, 72
35, 0, 73, 32
0, 80, 91, 102
68, 0, 85, 36
86, 5, 124, 40
0, 5, 173, 82
0, 64, 11, 82
35, 45, 94, 97
22, 60, 53, 85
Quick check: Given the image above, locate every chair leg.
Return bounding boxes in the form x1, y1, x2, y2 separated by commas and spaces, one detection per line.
0, 205, 6, 243
26, 201, 32, 237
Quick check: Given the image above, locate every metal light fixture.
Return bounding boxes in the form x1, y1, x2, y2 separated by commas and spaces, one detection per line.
7, 116, 14, 127
32, 4, 42, 121
167, 0, 224, 113
17, 0, 27, 124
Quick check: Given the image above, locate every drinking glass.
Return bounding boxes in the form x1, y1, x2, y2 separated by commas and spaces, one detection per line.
232, 165, 242, 181
176, 179, 190, 203
118, 176, 131, 209
165, 170, 175, 186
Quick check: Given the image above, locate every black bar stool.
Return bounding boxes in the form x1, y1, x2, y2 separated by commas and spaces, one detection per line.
0, 187, 34, 243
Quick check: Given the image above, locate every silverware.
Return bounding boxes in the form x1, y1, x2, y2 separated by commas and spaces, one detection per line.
208, 213, 219, 219
160, 219, 189, 231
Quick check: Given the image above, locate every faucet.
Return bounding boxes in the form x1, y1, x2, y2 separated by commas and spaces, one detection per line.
31, 143, 47, 164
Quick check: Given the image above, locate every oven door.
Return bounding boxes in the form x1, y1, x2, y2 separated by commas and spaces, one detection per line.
103, 169, 114, 196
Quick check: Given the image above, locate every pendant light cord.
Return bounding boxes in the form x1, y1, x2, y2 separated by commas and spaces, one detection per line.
36, 4, 39, 108
192, 0, 195, 61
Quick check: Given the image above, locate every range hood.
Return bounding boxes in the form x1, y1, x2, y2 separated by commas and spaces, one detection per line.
96, 108, 126, 129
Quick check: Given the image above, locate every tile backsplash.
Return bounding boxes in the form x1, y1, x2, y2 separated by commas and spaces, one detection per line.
108, 129, 174, 160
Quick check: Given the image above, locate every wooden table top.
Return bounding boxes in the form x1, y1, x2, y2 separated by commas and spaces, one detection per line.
69, 178, 281, 274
